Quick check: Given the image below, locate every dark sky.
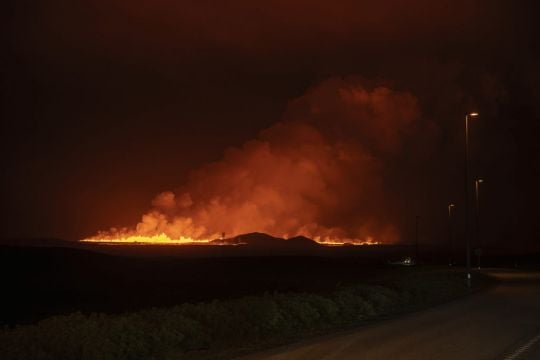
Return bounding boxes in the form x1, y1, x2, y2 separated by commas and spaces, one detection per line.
3, 1, 540, 250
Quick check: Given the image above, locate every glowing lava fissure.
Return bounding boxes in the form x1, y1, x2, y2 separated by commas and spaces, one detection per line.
81, 233, 212, 245
84, 78, 426, 247
80, 233, 380, 246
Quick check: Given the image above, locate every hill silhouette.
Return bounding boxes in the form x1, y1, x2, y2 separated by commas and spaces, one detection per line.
211, 232, 320, 249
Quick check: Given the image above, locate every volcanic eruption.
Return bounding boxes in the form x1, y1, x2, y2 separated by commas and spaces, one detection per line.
84, 77, 427, 245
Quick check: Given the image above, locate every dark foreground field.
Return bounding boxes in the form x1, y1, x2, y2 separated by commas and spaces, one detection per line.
0, 240, 537, 360
1, 244, 414, 326
0, 245, 489, 360
1, 239, 537, 327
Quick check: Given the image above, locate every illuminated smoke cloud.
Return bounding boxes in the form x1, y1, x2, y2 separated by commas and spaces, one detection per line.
93, 77, 422, 243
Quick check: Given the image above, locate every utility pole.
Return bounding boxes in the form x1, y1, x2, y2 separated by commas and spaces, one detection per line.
415, 215, 420, 265
475, 179, 484, 269
448, 204, 455, 266
464, 112, 478, 288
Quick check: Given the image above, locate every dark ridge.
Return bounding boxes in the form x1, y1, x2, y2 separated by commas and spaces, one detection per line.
216, 232, 320, 248
285, 235, 320, 247
232, 232, 284, 247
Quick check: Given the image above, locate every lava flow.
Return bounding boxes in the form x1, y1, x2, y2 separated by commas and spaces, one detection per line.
80, 233, 212, 246
80, 233, 380, 246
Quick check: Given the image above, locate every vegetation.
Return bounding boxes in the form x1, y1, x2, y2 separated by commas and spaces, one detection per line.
0, 271, 479, 359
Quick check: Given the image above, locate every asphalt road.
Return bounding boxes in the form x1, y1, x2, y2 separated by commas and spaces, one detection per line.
242, 270, 540, 360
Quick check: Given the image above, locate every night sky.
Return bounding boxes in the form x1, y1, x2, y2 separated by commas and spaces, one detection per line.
3, 1, 540, 250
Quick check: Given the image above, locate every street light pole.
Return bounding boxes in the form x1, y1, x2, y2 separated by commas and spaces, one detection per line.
415, 215, 420, 265
475, 178, 484, 269
448, 203, 455, 266
465, 112, 478, 288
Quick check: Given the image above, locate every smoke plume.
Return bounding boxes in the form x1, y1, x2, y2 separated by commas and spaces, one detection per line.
93, 77, 426, 243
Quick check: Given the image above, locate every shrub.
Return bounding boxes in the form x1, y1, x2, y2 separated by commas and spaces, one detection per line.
0, 272, 473, 360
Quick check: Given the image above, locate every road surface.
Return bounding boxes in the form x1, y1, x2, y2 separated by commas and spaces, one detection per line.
241, 270, 540, 360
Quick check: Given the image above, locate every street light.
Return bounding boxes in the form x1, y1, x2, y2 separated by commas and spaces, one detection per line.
448, 203, 455, 266
465, 112, 479, 288
415, 215, 420, 265
475, 179, 484, 269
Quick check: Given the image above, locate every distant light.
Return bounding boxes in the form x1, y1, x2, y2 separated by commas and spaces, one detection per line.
469, 112, 479, 117
449, 203, 455, 207
478, 179, 484, 183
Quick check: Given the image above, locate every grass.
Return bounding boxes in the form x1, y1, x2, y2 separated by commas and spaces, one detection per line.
0, 270, 485, 360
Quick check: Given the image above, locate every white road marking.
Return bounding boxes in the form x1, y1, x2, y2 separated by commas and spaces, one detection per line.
504, 333, 540, 360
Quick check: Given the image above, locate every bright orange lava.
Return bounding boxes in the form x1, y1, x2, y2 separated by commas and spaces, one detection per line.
313, 237, 381, 246
80, 233, 212, 245
80, 233, 380, 246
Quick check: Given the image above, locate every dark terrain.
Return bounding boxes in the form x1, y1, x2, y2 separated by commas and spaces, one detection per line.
1, 234, 538, 327
0, 245, 402, 326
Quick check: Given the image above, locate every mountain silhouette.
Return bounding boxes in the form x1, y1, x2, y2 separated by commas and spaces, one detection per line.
211, 232, 320, 248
